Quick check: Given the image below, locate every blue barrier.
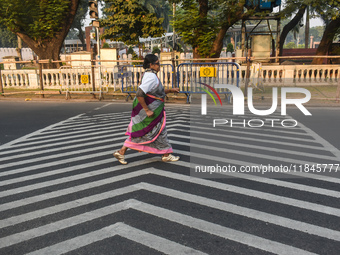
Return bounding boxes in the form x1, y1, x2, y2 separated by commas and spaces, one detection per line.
118, 64, 174, 101
176, 62, 240, 103
117, 62, 239, 103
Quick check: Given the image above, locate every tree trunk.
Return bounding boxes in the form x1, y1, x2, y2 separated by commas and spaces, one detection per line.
14, 0, 79, 68
305, 6, 309, 49
193, 0, 244, 60
192, 0, 209, 60
209, 8, 245, 59
279, 5, 306, 56
198, 0, 208, 18
193, 47, 202, 59
311, 17, 340, 64
210, 28, 228, 59
208, 2, 245, 59
16, 36, 22, 61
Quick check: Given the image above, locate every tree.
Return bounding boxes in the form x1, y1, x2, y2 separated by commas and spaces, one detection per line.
305, 6, 310, 48
278, 1, 307, 56
69, 0, 89, 48
0, 0, 80, 68
171, 0, 249, 59
0, 26, 17, 48
309, 26, 325, 42
279, 0, 340, 63
284, 42, 297, 49
311, 1, 340, 64
101, 0, 165, 45
312, 17, 340, 64
226, 43, 234, 53
152, 46, 161, 54
139, 0, 171, 31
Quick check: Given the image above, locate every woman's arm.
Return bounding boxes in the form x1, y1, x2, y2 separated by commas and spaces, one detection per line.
164, 88, 180, 94
136, 88, 154, 117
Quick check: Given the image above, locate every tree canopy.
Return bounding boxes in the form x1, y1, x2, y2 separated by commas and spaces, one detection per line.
171, 0, 248, 58
171, 0, 340, 60
0, 0, 79, 67
101, 0, 165, 45
0, 25, 17, 48
139, 0, 171, 31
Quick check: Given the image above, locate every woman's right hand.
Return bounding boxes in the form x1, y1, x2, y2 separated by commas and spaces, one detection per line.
145, 109, 154, 117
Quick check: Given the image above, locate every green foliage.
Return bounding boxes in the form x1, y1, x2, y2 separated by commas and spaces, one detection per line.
127, 46, 135, 55
102, 42, 110, 48
0, 0, 79, 67
283, 42, 297, 49
171, 0, 246, 58
172, 1, 218, 57
281, 0, 340, 25
139, 0, 171, 31
0, 26, 17, 47
152, 46, 161, 54
309, 26, 325, 42
0, 0, 72, 41
101, 0, 165, 45
226, 43, 234, 53
126, 46, 140, 65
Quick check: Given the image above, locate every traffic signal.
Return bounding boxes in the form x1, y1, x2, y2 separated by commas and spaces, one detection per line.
89, 0, 98, 19
245, 0, 281, 12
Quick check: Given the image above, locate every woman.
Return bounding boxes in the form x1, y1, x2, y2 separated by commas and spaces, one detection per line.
113, 54, 180, 164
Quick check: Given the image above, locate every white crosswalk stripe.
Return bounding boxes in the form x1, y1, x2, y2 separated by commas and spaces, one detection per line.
26, 222, 208, 255
0, 104, 339, 255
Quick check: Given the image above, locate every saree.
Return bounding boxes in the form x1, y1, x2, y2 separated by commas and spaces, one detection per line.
123, 71, 173, 154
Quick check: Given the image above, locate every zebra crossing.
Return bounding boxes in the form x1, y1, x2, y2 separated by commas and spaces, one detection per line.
0, 104, 339, 255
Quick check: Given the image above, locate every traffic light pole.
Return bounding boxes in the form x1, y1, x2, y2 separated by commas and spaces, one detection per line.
89, 0, 103, 100
96, 26, 103, 100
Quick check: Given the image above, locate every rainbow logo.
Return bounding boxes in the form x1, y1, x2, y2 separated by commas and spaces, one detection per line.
197, 82, 223, 106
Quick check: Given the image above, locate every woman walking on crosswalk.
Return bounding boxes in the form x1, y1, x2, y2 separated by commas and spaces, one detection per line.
113, 54, 180, 164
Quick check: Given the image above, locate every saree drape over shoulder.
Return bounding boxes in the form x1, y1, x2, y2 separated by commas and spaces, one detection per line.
123, 71, 173, 154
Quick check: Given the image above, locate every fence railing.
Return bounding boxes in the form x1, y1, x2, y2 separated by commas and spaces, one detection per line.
1, 59, 340, 99
243, 64, 340, 88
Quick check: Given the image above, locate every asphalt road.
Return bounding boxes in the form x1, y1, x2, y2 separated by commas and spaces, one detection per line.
0, 100, 339, 255
0, 101, 131, 146
289, 107, 340, 150
1, 101, 340, 150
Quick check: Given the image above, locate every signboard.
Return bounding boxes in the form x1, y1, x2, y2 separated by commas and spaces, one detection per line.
81, 75, 89, 84
200, 67, 216, 77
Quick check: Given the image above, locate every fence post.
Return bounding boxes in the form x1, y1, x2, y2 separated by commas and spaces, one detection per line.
172, 3, 177, 90
38, 61, 44, 98
0, 67, 4, 96
91, 51, 96, 99
336, 73, 340, 103
244, 49, 251, 98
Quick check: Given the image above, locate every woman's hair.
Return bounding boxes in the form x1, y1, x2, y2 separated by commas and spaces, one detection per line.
143, 54, 159, 69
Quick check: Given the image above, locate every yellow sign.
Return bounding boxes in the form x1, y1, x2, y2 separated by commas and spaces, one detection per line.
81, 75, 89, 84
200, 67, 216, 77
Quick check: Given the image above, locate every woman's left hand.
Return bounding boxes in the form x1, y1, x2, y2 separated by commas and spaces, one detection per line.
171, 88, 180, 93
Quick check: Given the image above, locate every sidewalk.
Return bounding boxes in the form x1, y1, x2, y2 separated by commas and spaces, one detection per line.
0, 89, 188, 104
1, 86, 340, 107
